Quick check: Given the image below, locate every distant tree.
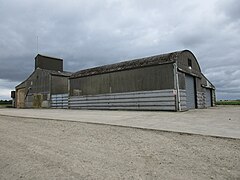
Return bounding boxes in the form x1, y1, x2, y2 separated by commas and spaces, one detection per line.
0, 100, 12, 105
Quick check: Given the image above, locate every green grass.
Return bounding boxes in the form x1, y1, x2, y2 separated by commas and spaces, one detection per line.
216, 100, 240, 105
0, 104, 12, 108
0, 100, 12, 108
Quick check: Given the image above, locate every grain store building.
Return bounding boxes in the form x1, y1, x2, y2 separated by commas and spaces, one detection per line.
15, 54, 72, 108
69, 50, 215, 111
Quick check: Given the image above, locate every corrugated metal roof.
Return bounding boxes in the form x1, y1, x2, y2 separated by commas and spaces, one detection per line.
70, 50, 183, 78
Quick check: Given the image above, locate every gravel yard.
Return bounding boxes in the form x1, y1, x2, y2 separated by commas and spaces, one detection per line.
0, 115, 239, 180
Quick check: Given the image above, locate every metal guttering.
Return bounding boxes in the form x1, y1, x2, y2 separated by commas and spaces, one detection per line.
70, 50, 187, 79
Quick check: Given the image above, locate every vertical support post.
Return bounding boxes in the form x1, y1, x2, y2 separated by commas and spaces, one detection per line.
49, 74, 52, 108
173, 63, 181, 111
68, 78, 70, 109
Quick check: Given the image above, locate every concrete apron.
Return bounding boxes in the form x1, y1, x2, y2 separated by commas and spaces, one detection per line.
0, 106, 239, 139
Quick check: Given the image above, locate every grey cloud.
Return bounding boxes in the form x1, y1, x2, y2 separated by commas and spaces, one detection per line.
217, 0, 240, 21
204, 66, 240, 99
0, 55, 34, 81
0, 0, 239, 100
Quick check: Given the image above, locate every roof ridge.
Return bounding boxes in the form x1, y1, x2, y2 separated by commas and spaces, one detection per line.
70, 50, 185, 79
35, 54, 63, 60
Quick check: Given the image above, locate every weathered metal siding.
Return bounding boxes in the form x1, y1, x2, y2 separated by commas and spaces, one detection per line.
197, 91, 205, 108
35, 55, 63, 71
15, 69, 51, 108
212, 90, 216, 106
25, 69, 50, 108
70, 64, 174, 96
179, 90, 187, 111
69, 89, 177, 111
51, 75, 69, 95
201, 75, 215, 107
177, 51, 203, 98
51, 94, 68, 108
20, 69, 50, 95
177, 71, 186, 89
177, 51, 201, 78
205, 89, 212, 107
178, 72, 205, 109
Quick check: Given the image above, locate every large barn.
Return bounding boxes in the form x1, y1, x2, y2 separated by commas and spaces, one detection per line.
15, 50, 215, 111
69, 50, 215, 111
15, 54, 72, 108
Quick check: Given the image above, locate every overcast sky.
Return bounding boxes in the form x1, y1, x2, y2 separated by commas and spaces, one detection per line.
0, 0, 239, 100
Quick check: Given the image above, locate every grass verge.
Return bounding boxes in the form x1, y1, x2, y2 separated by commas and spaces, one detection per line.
216, 100, 240, 105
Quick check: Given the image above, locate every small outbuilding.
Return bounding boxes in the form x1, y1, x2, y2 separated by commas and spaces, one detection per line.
15, 54, 72, 108
69, 50, 215, 111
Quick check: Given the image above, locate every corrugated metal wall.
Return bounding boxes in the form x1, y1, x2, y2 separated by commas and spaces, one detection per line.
27, 69, 50, 94
70, 64, 174, 96
69, 89, 177, 111
51, 94, 68, 109
51, 75, 69, 95
197, 91, 205, 108
179, 90, 187, 111
205, 89, 212, 107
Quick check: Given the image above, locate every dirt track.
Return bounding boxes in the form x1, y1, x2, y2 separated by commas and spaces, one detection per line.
0, 115, 240, 180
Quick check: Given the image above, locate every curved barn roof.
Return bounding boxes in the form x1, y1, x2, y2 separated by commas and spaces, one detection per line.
71, 50, 200, 79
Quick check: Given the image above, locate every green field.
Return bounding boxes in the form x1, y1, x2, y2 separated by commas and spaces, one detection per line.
216, 100, 240, 105
0, 100, 12, 108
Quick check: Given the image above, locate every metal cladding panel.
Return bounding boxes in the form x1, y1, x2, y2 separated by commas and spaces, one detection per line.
70, 64, 174, 96
35, 55, 63, 71
23, 69, 50, 94
177, 51, 202, 78
185, 74, 196, 109
197, 91, 205, 108
69, 89, 176, 111
179, 90, 187, 111
51, 94, 69, 109
178, 71, 186, 89
51, 75, 69, 95
205, 89, 211, 107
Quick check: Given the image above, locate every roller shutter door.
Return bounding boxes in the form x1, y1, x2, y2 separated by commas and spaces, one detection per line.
205, 89, 211, 107
185, 74, 196, 109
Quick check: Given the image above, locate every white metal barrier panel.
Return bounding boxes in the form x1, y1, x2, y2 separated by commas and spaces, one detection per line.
69, 90, 181, 111
51, 94, 68, 109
